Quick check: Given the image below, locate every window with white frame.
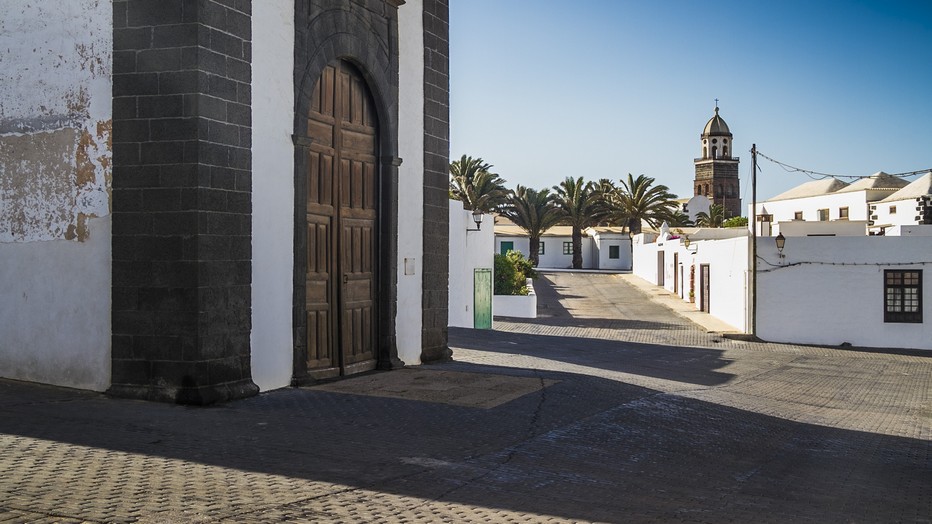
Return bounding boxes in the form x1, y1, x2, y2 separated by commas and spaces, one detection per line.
818, 209, 829, 221
885, 270, 922, 323
839, 207, 849, 220
538, 242, 545, 255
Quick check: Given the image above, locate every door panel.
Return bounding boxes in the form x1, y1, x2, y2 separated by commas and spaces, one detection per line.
700, 264, 711, 312
304, 61, 379, 378
474, 268, 492, 330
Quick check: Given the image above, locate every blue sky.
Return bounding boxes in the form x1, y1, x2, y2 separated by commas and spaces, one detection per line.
449, 0, 932, 205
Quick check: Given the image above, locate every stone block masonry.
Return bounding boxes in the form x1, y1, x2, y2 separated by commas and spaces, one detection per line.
110, 0, 257, 404
421, 0, 451, 362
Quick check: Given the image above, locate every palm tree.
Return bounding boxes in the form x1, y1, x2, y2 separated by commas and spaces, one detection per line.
695, 203, 728, 228
614, 174, 679, 234
502, 186, 563, 266
552, 176, 604, 269
449, 154, 508, 213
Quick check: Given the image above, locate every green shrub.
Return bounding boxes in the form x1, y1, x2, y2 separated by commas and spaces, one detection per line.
494, 250, 536, 295
723, 216, 748, 228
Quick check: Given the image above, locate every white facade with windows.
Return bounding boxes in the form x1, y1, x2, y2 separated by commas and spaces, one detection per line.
751, 173, 914, 237
494, 224, 631, 270
869, 172, 932, 233
632, 230, 932, 351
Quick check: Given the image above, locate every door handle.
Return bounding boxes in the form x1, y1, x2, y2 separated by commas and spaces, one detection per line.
343, 274, 348, 284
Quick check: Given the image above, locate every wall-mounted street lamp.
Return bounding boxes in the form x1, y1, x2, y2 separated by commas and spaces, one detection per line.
683, 235, 698, 252
775, 232, 786, 263
466, 210, 484, 232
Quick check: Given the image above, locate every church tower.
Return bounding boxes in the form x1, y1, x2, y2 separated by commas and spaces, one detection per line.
694, 105, 741, 218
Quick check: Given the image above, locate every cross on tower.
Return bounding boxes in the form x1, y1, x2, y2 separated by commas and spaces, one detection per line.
714, 98, 719, 108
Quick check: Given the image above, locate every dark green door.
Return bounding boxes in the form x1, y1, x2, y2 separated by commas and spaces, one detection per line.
500, 241, 514, 256
473, 268, 492, 329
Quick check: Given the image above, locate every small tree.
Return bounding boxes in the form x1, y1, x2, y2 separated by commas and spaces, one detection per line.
493, 250, 536, 295
723, 216, 748, 228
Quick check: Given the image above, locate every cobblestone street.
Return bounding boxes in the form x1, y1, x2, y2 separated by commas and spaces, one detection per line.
1, 272, 930, 523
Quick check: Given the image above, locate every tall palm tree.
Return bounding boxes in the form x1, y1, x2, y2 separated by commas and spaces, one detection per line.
615, 174, 679, 235
502, 186, 563, 266
552, 176, 604, 269
449, 154, 508, 213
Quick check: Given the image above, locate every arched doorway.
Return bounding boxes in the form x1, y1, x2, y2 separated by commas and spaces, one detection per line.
301, 60, 380, 379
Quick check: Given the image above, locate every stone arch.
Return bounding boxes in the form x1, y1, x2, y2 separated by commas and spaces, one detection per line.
292, 1, 403, 384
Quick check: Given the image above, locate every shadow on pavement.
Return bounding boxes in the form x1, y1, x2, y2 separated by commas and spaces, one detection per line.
0, 355, 929, 523
449, 326, 732, 387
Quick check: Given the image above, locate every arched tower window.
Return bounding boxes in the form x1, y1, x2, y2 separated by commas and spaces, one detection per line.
703, 146, 707, 158
712, 146, 718, 158
723, 146, 728, 157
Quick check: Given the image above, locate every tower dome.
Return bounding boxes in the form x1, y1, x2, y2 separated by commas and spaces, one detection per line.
702, 106, 731, 137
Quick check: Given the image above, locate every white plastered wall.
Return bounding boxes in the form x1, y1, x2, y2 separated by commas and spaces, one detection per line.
757, 236, 931, 350
448, 200, 494, 328
0, 1, 112, 391
397, 0, 425, 365
634, 236, 748, 332
250, 1, 295, 391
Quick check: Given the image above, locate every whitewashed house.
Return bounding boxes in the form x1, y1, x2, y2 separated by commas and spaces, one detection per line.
752, 173, 908, 237
869, 172, 932, 235
494, 223, 632, 270
1, 0, 451, 403
448, 200, 494, 328
632, 226, 932, 351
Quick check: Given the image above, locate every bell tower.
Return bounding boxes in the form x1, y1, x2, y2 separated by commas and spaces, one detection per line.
694, 104, 741, 218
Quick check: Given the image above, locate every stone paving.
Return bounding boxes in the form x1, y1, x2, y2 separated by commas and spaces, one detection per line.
1, 272, 930, 523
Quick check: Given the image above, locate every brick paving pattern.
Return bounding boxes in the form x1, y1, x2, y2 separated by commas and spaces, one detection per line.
1, 272, 929, 522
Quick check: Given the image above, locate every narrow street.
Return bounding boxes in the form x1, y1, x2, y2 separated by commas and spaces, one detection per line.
1, 272, 929, 523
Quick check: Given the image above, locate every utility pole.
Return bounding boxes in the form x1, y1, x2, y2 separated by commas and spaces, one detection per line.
750, 144, 758, 337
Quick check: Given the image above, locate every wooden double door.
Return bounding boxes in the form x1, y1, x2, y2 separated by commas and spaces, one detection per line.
304, 61, 380, 379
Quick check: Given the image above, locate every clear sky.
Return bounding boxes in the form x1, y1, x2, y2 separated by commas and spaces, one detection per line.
448, 0, 932, 206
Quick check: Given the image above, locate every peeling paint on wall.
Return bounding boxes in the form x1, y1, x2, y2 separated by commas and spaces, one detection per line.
0, 0, 112, 243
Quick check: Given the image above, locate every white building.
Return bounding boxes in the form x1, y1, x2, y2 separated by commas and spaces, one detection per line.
752, 173, 908, 236
448, 200, 494, 328
0, 1, 450, 403
869, 172, 932, 234
494, 224, 632, 270
632, 229, 932, 351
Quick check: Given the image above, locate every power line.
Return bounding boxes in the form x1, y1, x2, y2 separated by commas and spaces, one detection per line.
755, 151, 931, 180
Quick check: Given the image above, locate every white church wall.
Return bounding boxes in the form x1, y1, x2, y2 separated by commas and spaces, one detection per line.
0, 1, 112, 391
396, 0, 425, 364
250, 1, 296, 391
449, 200, 494, 328
757, 236, 932, 350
